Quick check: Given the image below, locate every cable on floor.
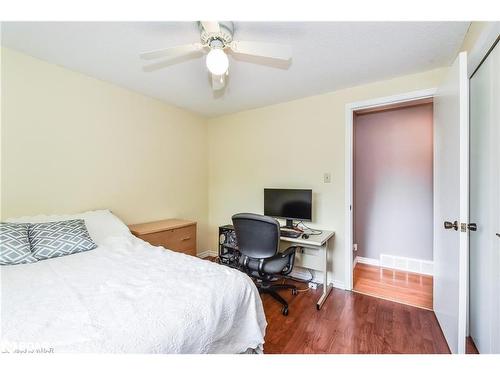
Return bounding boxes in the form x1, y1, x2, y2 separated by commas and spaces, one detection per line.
281, 278, 310, 293
281, 268, 314, 293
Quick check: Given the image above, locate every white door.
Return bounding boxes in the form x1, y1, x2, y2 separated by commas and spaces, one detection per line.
433, 51, 469, 354
496, 48, 500, 353
470, 41, 500, 354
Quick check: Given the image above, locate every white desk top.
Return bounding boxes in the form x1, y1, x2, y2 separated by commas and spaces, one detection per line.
280, 229, 335, 247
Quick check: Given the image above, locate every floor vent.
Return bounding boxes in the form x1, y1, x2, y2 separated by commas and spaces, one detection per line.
379, 254, 433, 276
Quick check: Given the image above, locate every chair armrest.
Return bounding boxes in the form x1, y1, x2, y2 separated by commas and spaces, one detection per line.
281, 245, 301, 258
280, 246, 300, 275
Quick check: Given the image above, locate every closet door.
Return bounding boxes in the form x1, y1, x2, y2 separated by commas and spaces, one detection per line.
469, 40, 500, 354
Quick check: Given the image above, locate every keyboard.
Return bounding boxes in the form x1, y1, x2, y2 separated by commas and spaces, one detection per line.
280, 229, 301, 238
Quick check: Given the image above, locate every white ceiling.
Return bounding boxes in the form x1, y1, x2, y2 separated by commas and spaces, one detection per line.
1, 22, 469, 117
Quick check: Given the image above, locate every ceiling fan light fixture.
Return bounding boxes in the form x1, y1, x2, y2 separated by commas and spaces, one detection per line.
206, 48, 229, 75
140, 21, 292, 92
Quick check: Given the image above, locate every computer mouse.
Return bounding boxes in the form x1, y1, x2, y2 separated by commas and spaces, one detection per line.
301, 233, 310, 239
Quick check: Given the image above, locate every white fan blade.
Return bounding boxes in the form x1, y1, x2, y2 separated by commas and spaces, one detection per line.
229, 40, 292, 61
211, 73, 226, 91
140, 43, 204, 60
201, 21, 220, 34
142, 52, 203, 72
142, 60, 175, 72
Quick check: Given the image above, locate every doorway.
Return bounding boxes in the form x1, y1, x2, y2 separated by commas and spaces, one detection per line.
351, 100, 434, 310
345, 47, 495, 354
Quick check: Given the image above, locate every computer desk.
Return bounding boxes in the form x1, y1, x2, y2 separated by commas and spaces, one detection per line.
280, 229, 335, 310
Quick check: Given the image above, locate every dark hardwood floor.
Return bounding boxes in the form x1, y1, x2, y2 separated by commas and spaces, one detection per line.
466, 336, 479, 354
261, 280, 450, 354
205, 257, 451, 354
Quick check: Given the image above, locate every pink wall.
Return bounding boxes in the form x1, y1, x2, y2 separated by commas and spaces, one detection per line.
354, 103, 433, 261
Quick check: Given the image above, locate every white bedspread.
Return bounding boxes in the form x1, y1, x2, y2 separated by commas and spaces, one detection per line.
0, 235, 267, 353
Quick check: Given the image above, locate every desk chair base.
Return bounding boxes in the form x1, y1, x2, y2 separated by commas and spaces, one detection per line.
257, 282, 297, 316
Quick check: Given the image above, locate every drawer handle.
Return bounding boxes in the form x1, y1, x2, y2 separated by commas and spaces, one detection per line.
181, 237, 191, 241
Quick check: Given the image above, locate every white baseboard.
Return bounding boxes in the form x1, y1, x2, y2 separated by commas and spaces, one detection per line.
197, 250, 218, 259
354, 256, 380, 267
355, 255, 433, 276
331, 279, 345, 290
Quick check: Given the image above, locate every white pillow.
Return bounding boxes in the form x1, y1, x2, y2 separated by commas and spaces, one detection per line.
5, 209, 131, 244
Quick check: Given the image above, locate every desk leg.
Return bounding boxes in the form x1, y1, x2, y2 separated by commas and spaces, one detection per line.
316, 243, 333, 310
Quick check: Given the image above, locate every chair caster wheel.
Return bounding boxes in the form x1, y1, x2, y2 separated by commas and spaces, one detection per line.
282, 306, 289, 316
292, 288, 298, 295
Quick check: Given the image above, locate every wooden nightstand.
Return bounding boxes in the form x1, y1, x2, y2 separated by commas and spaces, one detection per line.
128, 219, 197, 256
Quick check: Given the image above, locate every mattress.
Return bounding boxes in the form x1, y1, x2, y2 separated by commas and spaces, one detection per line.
0, 234, 267, 353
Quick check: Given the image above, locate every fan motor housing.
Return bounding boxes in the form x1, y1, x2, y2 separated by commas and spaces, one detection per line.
199, 21, 234, 48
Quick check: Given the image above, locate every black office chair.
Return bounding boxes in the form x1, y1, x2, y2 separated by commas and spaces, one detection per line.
232, 213, 300, 316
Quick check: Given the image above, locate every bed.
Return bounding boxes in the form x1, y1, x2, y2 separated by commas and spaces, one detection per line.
0, 210, 267, 353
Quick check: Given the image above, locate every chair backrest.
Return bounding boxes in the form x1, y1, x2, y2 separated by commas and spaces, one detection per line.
232, 213, 280, 259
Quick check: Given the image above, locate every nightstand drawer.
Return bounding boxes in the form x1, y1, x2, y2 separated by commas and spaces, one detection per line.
162, 225, 196, 255
129, 219, 197, 257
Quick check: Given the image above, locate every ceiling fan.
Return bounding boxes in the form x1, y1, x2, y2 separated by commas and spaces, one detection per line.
140, 21, 292, 91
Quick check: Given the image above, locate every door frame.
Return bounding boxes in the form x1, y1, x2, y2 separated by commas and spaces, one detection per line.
344, 88, 437, 290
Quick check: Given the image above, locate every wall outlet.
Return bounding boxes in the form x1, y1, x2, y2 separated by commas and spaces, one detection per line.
308, 282, 318, 290
323, 172, 331, 183
353, 243, 358, 252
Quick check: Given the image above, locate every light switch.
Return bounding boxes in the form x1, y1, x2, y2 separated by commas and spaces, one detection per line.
324, 173, 331, 183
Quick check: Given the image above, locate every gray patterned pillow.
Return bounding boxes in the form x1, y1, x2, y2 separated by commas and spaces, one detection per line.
0, 223, 38, 265
29, 219, 97, 260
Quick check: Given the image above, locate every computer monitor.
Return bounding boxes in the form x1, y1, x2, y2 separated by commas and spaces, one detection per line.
264, 188, 312, 228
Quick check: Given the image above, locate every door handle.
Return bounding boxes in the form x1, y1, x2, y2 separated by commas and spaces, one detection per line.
444, 221, 458, 231
496, 233, 500, 238
467, 223, 477, 231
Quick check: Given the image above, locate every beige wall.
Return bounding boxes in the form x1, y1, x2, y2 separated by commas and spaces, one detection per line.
1, 48, 209, 252
207, 68, 447, 284
2, 22, 489, 273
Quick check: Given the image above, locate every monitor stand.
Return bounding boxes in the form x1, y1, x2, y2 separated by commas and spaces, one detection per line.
282, 219, 295, 230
